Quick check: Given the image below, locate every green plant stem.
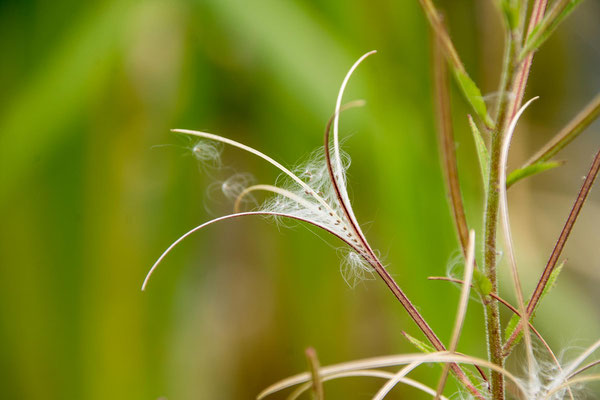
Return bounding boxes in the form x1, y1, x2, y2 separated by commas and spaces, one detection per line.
482, 3, 549, 399
483, 127, 505, 400
482, 31, 517, 400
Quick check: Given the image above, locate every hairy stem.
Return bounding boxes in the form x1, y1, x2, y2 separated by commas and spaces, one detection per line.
482, 35, 515, 400
482, 3, 549, 399
482, 133, 505, 399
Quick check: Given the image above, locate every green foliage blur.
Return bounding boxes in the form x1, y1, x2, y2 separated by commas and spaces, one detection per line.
1, 0, 598, 399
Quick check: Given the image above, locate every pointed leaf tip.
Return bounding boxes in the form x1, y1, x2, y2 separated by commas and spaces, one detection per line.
454, 70, 493, 129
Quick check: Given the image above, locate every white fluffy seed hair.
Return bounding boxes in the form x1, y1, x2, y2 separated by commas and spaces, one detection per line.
338, 248, 374, 288
220, 173, 255, 201
261, 146, 353, 232
146, 51, 382, 290
183, 135, 373, 287
191, 139, 223, 165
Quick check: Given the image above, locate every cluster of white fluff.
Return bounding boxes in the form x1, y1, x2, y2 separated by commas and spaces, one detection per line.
220, 173, 255, 202
144, 51, 381, 290
453, 350, 590, 400
339, 248, 375, 287
253, 145, 373, 286
261, 147, 353, 232
191, 139, 223, 166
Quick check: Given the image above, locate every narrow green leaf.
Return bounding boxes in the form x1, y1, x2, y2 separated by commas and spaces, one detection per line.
504, 312, 522, 343
504, 262, 565, 343
506, 160, 564, 187
500, 0, 521, 30
401, 331, 435, 354
468, 115, 490, 192
540, 261, 564, 304
473, 269, 492, 297
454, 69, 494, 128
520, 0, 584, 59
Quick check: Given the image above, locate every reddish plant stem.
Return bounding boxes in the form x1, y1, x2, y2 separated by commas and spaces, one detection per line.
323, 110, 485, 399
433, 30, 471, 261
522, 93, 600, 168
503, 147, 600, 354
503, 0, 548, 128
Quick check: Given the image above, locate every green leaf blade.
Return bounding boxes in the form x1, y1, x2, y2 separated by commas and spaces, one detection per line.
473, 269, 493, 297
506, 160, 564, 187
521, 0, 584, 59
468, 115, 490, 193
454, 69, 494, 129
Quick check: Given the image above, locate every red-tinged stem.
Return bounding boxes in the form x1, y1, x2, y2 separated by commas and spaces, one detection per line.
428, 275, 575, 400
322, 110, 485, 399
503, 147, 600, 355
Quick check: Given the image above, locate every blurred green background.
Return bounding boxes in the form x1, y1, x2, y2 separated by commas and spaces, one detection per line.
1, 0, 599, 398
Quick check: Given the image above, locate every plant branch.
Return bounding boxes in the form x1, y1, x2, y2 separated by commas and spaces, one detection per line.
433, 32, 472, 263
305, 347, 324, 400
503, 147, 600, 355
428, 276, 561, 369
323, 104, 486, 400
418, 0, 494, 127
419, 0, 464, 74
522, 92, 600, 168
568, 360, 600, 379
435, 231, 476, 399
502, 0, 548, 130
519, 0, 585, 60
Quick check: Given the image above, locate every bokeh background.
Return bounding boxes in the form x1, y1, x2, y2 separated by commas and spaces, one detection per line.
1, 0, 599, 399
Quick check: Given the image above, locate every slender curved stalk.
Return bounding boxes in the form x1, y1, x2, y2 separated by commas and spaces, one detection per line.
543, 374, 600, 399
373, 361, 423, 399
285, 370, 447, 400
498, 98, 539, 383
234, 184, 316, 213
568, 360, 600, 379
258, 352, 528, 399
172, 129, 335, 214
433, 35, 471, 261
418, 0, 463, 73
305, 347, 324, 400
141, 211, 363, 291
435, 231, 476, 399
